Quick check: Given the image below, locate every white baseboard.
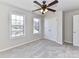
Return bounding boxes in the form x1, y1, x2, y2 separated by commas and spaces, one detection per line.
64, 40, 73, 44
0, 39, 40, 52
44, 38, 63, 45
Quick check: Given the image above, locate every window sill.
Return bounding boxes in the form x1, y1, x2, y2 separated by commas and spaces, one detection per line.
10, 35, 25, 40
33, 33, 40, 35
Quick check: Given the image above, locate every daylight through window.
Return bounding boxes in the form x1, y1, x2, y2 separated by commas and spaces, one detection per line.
33, 18, 40, 34
11, 14, 24, 37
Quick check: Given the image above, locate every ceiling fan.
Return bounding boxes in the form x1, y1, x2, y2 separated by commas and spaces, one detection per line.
32, 0, 58, 14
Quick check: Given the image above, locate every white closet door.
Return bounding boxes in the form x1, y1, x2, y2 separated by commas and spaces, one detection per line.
44, 17, 57, 42
73, 15, 79, 46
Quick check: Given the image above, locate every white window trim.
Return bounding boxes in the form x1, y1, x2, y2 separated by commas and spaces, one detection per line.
33, 18, 41, 34
9, 11, 26, 39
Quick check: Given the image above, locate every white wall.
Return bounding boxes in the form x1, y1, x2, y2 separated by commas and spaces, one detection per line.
44, 11, 63, 45
64, 9, 79, 43
0, 3, 44, 51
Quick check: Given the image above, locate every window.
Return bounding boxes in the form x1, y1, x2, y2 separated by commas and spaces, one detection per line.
33, 18, 40, 34
11, 14, 24, 38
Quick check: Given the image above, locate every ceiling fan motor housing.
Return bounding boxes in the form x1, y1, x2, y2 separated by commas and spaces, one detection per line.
42, 4, 47, 10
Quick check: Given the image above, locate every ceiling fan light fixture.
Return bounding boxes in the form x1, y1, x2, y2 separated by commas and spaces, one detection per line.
40, 9, 43, 12
43, 11, 45, 14
45, 8, 48, 13
40, 9, 48, 14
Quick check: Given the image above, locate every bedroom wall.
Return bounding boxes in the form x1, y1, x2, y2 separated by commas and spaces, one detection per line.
0, 3, 44, 51
64, 9, 79, 43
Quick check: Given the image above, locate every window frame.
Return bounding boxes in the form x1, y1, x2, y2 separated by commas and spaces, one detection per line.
33, 18, 41, 34
9, 12, 25, 39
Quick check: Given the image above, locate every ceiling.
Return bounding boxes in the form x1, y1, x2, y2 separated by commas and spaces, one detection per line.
0, 0, 79, 13
63, 0, 79, 11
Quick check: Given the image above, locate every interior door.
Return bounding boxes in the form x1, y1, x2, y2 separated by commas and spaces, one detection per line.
73, 15, 79, 46
44, 17, 57, 42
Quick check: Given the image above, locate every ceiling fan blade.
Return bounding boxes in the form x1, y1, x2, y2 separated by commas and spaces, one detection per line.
47, 0, 58, 7
47, 8, 56, 12
32, 8, 41, 12
34, 1, 42, 7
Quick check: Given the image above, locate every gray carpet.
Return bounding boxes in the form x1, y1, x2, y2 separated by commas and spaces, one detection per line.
0, 39, 79, 58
